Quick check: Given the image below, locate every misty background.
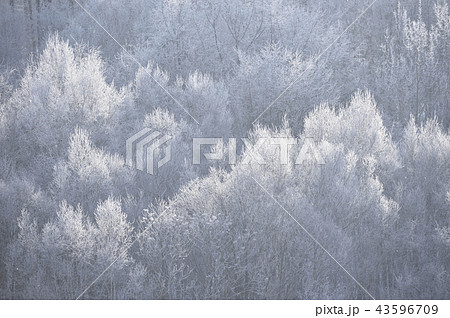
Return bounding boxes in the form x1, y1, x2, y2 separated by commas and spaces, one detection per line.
0, 0, 449, 299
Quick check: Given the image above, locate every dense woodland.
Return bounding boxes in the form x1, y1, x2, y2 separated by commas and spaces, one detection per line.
0, 0, 449, 299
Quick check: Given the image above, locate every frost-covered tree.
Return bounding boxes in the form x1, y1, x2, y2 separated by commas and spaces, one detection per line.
6, 197, 137, 299
10, 35, 125, 185
376, 1, 450, 130
52, 127, 134, 213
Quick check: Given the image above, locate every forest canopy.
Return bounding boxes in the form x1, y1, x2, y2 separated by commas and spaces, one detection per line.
0, 0, 449, 299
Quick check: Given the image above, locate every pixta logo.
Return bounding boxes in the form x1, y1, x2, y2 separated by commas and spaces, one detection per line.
126, 131, 325, 175
126, 128, 172, 175
193, 137, 325, 166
